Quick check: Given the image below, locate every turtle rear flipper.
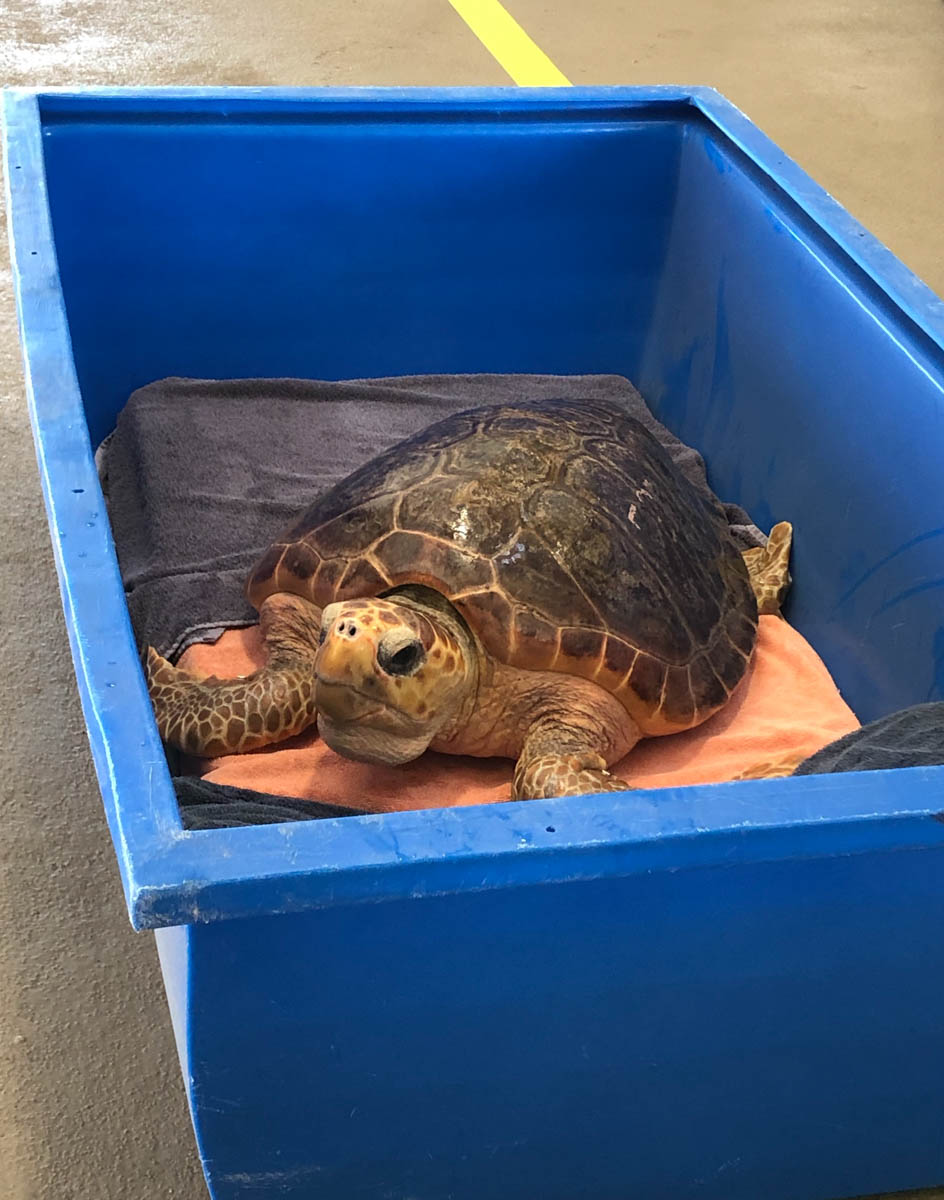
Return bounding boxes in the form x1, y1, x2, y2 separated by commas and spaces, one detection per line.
743, 521, 793, 616
146, 594, 321, 757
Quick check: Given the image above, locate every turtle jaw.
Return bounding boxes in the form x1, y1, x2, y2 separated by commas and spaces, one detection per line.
317, 708, 434, 766
314, 679, 438, 766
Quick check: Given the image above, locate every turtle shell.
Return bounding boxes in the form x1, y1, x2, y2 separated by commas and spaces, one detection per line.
247, 398, 758, 733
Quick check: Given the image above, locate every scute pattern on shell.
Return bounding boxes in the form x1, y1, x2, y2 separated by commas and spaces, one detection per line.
247, 398, 758, 731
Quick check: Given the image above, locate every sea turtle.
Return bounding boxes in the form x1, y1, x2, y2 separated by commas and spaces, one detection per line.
147, 398, 791, 800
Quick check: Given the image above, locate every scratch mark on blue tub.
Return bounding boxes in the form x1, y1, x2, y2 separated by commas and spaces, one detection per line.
701, 132, 732, 175
218, 1166, 324, 1186
834, 526, 944, 610
874, 577, 944, 619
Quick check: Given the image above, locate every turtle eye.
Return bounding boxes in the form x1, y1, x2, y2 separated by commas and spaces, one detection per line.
317, 626, 326, 646
377, 638, 425, 677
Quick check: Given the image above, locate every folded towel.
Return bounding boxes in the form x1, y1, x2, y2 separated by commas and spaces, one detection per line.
794, 701, 944, 776
174, 775, 368, 830
177, 614, 859, 815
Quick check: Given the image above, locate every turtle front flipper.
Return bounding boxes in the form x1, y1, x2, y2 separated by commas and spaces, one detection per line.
508, 680, 641, 801
146, 593, 321, 758
513, 747, 632, 800
742, 521, 793, 616
729, 751, 806, 781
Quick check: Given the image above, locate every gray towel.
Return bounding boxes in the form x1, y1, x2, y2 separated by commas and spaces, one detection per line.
97, 373, 766, 661
794, 702, 944, 776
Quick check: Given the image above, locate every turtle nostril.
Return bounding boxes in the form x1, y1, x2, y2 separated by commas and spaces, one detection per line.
377, 638, 425, 677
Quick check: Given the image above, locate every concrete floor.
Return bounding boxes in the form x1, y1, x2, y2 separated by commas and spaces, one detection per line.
1, 1, 942, 1197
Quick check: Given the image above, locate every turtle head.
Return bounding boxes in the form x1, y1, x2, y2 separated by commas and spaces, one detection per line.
314, 592, 471, 765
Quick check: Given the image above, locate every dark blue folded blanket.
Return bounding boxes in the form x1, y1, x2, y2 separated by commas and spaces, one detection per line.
794, 702, 944, 776
175, 776, 368, 830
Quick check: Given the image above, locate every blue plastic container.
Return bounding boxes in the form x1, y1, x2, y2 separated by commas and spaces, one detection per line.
4, 86, 944, 1200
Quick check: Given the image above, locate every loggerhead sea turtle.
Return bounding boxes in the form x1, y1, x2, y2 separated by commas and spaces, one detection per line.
147, 398, 791, 800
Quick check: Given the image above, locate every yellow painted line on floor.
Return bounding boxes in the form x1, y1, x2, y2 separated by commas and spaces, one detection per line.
448, 0, 572, 86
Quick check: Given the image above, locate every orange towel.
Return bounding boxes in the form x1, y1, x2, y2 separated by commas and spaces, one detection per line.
179, 616, 858, 813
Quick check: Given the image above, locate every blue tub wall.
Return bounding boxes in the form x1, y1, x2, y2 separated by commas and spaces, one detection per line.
637, 121, 944, 723
38, 97, 685, 448
6, 86, 944, 933
168, 837, 944, 1200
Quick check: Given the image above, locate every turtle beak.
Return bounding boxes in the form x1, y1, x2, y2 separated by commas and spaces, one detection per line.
312, 597, 463, 768
314, 603, 430, 725
314, 617, 384, 722
313, 603, 437, 764
316, 603, 429, 696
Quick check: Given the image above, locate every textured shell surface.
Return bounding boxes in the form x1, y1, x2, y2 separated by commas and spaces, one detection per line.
247, 398, 757, 730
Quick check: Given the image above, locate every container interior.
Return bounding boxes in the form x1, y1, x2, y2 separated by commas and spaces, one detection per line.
37, 95, 944, 725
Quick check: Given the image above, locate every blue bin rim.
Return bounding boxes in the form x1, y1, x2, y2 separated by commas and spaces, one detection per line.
4, 84, 944, 930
